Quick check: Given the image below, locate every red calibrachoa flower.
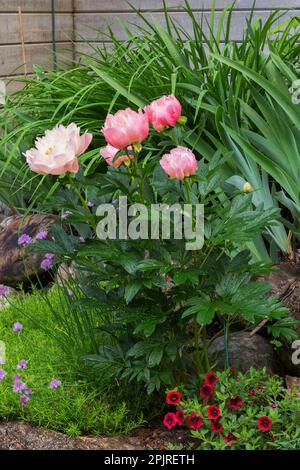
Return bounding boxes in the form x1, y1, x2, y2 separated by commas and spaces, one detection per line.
228, 396, 244, 409
166, 390, 181, 405
205, 372, 218, 386
206, 405, 221, 420
200, 383, 214, 399
211, 418, 223, 433
163, 412, 177, 429
175, 409, 185, 426
257, 416, 272, 432
224, 432, 238, 446
187, 412, 204, 430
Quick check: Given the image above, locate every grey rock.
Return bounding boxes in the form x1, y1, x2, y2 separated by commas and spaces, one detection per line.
208, 331, 278, 373
0, 214, 57, 285
0, 202, 14, 217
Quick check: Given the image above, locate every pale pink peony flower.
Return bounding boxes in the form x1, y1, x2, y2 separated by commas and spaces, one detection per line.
160, 146, 198, 180
24, 123, 92, 175
102, 108, 149, 149
145, 95, 182, 132
100, 144, 134, 168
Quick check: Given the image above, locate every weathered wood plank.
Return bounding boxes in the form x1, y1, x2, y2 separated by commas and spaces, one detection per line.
75, 41, 114, 57
74, 9, 300, 42
1, 75, 35, 94
74, 0, 300, 12
0, 1, 73, 13
0, 13, 73, 44
0, 43, 73, 77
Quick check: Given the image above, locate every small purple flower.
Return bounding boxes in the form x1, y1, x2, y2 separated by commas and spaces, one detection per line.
17, 234, 32, 246
40, 253, 55, 270
88, 201, 94, 208
20, 395, 29, 406
36, 231, 48, 240
13, 374, 21, 381
61, 210, 72, 220
40, 258, 53, 270
13, 322, 23, 333
0, 284, 9, 297
13, 380, 27, 393
0, 370, 7, 380
45, 253, 55, 260
49, 379, 61, 389
79, 236, 85, 243
17, 359, 28, 370
24, 388, 32, 396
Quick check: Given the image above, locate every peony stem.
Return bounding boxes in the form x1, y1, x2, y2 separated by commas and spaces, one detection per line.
193, 317, 202, 380
202, 325, 210, 372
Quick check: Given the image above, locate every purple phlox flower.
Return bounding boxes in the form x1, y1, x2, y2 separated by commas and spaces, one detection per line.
61, 210, 72, 220
0, 370, 7, 380
20, 395, 29, 406
13, 374, 21, 381
36, 231, 48, 240
45, 253, 55, 260
24, 388, 32, 396
79, 236, 85, 243
13, 322, 23, 332
18, 234, 32, 246
40, 258, 53, 270
40, 253, 55, 271
0, 284, 9, 297
49, 379, 61, 389
87, 201, 94, 208
17, 359, 28, 370
13, 380, 27, 393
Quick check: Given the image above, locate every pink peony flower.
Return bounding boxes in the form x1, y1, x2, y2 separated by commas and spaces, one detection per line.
145, 95, 182, 132
100, 144, 134, 168
24, 123, 92, 175
102, 108, 149, 150
160, 146, 198, 180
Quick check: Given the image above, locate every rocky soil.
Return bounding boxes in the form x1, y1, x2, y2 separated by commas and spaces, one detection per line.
0, 422, 190, 450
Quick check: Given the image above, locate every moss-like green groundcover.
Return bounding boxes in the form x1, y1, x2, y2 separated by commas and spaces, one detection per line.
0, 289, 144, 436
